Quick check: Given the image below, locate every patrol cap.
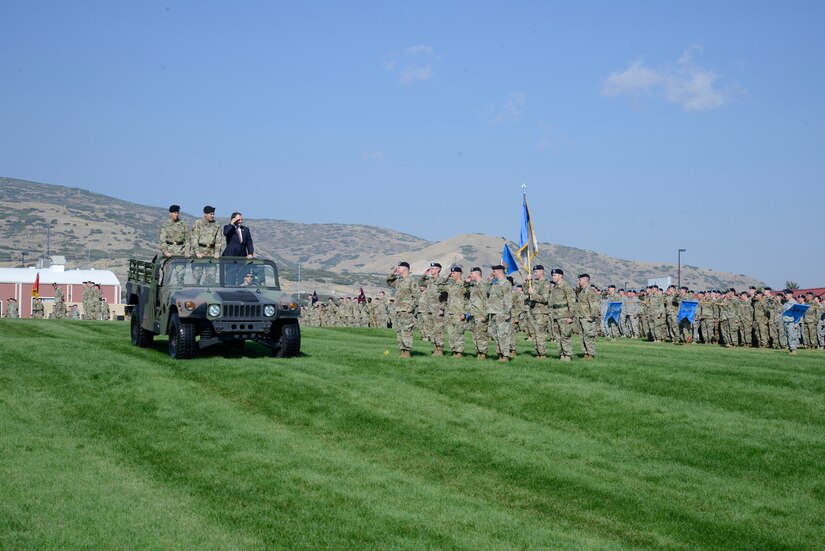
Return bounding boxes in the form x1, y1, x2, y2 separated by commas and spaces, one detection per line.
491, 264, 505, 271
203, 205, 215, 214
550, 268, 564, 275
533, 265, 545, 271
397, 261, 410, 268
471, 266, 482, 274
450, 266, 463, 273
430, 262, 442, 268
578, 273, 590, 279
169, 204, 181, 213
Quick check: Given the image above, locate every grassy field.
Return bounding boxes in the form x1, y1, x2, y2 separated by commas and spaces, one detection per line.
1, 320, 824, 550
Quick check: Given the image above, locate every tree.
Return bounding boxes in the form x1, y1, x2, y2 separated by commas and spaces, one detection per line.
785, 280, 799, 290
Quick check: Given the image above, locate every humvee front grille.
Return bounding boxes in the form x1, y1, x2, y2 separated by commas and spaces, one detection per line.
223, 304, 262, 318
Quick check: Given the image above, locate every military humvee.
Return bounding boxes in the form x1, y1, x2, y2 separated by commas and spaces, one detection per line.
126, 256, 301, 359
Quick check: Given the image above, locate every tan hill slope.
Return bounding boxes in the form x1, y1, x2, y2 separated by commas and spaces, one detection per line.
0, 177, 765, 294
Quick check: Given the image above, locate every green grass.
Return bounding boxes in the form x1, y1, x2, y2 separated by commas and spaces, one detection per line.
1, 320, 824, 550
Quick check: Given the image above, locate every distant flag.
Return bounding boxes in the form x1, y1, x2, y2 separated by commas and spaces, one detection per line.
783, 303, 810, 324
501, 243, 519, 276
605, 301, 622, 323
677, 300, 699, 325
311, 291, 318, 304
357, 288, 366, 304
516, 191, 538, 271
32, 272, 40, 298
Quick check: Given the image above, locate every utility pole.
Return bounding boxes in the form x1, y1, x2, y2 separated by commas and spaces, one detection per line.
678, 248, 686, 288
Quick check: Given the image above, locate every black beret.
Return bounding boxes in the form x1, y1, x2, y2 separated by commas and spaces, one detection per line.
764, 286, 772, 291
550, 268, 563, 275
608, 285, 616, 289
450, 266, 463, 273
203, 205, 215, 214
729, 288, 736, 293
533, 265, 545, 271
397, 261, 410, 268
749, 286, 756, 290
169, 204, 181, 213
783, 289, 794, 295
471, 267, 482, 273
430, 262, 442, 268
491, 264, 505, 271
578, 273, 590, 279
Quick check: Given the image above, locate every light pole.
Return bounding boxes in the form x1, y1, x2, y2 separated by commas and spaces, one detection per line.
20, 251, 27, 268
678, 248, 686, 289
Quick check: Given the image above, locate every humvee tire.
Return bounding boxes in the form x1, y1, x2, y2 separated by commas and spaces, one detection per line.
273, 319, 301, 358
131, 305, 155, 348
169, 313, 196, 360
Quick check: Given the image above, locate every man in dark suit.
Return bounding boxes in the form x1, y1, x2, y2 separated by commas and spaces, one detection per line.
222, 212, 254, 258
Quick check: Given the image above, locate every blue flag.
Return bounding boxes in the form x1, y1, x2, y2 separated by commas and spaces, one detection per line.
516, 194, 538, 271
501, 243, 519, 276
677, 300, 699, 324
783, 303, 809, 323
605, 302, 622, 323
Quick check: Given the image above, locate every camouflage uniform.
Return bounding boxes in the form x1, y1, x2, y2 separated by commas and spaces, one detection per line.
527, 276, 552, 357
191, 217, 222, 284
467, 277, 490, 358
6, 300, 19, 318
753, 295, 770, 347
718, 293, 739, 346
782, 297, 800, 353
487, 277, 513, 360
100, 299, 110, 321
665, 288, 680, 342
52, 287, 67, 320
420, 271, 447, 353
440, 275, 469, 356
388, 269, 418, 355
160, 217, 190, 284
737, 295, 755, 347
802, 298, 820, 348
32, 297, 44, 319
576, 283, 601, 358
549, 277, 576, 360
647, 290, 666, 342
605, 289, 623, 339
698, 297, 716, 344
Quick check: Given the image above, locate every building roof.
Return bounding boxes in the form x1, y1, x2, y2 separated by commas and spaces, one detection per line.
0, 267, 121, 285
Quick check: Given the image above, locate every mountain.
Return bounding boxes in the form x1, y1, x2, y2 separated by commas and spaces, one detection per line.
0, 177, 766, 294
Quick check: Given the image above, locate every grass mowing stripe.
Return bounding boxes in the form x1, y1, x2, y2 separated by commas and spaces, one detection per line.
2, 320, 824, 550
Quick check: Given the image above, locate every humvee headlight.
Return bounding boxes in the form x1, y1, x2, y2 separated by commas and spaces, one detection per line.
264, 305, 276, 317
208, 304, 221, 317
184, 301, 196, 311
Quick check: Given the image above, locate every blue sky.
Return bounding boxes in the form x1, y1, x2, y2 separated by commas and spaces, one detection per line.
2, 1, 823, 288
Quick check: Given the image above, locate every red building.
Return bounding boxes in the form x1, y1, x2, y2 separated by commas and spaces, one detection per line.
0, 263, 121, 318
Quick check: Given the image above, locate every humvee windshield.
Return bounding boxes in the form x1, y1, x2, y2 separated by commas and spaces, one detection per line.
161, 258, 281, 289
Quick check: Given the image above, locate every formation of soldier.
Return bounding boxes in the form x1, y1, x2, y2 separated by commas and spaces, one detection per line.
302, 292, 395, 331
599, 285, 824, 354
3, 283, 109, 320
303, 263, 824, 360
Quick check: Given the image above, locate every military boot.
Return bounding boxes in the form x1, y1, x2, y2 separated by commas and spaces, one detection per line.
433, 347, 444, 356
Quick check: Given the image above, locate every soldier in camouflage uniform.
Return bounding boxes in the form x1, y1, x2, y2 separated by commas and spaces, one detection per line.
575, 273, 600, 359
781, 289, 801, 354
526, 265, 552, 359
441, 266, 469, 358
510, 283, 528, 358
100, 297, 110, 321
737, 291, 755, 347
718, 288, 739, 347
466, 267, 490, 359
487, 265, 513, 362
32, 296, 45, 318
159, 204, 190, 284
51, 282, 67, 320
801, 292, 820, 348
638, 290, 650, 340
191, 205, 222, 284
752, 289, 770, 347
548, 268, 576, 362
770, 289, 788, 350
5, 297, 19, 318
623, 290, 641, 339
387, 261, 418, 358
664, 286, 680, 342
815, 295, 825, 349
419, 263, 446, 354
